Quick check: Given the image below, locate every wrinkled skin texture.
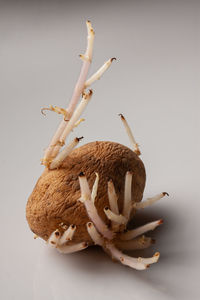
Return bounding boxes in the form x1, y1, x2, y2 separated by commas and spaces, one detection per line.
26, 141, 146, 244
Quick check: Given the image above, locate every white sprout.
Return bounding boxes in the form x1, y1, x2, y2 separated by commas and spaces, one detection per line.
137, 252, 160, 264
122, 171, 133, 221
87, 222, 104, 246
105, 243, 149, 270
84, 58, 116, 88
50, 137, 83, 169
78, 173, 114, 240
42, 21, 95, 165
58, 242, 88, 254
120, 219, 163, 241
58, 90, 92, 148
91, 173, 99, 203
58, 225, 76, 245
47, 230, 60, 247
133, 192, 169, 209
119, 114, 140, 155
107, 179, 119, 214
104, 207, 127, 225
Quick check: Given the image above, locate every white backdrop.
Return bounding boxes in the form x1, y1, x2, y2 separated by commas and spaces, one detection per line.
0, 1, 200, 299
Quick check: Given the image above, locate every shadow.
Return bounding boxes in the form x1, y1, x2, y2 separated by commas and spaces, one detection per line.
125, 205, 178, 256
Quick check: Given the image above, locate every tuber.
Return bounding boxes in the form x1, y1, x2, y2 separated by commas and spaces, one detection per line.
26, 21, 168, 270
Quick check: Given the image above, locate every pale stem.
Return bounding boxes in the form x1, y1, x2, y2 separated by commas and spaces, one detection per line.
81, 20, 95, 62
87, 222, 104, 246
59, 225, 76, 245
49, 137, 83, 169
42, 21, 94, 164
133, 192, 169, 209
42, 120, 68, 165
47, 230, 60, 247
78, 172, 91, 201
91, 173, 99, 203
58, 90, 92, 147
84, 199, 114, 240
138, 252, 160, 264
105, 243, 149, 270
107, 180, 120, 231
67, 20, 94, 114
120, 219, 163, 241
119, 114, 141, 155
78, 174, 114, 240
57, 242, 88, 254
104, 207, 127, 225
122, 171, 133, 220
115, 236, 154, 250
84, 58, 116, 88
107, 180, 119, 214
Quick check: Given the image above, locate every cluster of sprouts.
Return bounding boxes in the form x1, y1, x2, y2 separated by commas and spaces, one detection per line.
41, 21, 116, 168
39, 21, 168, 270
48, 170, 167, 270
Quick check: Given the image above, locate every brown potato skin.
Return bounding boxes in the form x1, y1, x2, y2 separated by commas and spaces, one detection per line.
26, 141, 146, 244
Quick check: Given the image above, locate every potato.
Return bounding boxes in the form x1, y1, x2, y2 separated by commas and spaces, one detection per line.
26, 141, 146, 244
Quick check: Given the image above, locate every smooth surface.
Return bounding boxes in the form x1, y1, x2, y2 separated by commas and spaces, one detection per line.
0, 1, 200, 299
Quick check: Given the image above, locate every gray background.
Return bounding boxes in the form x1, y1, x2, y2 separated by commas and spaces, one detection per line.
0, 0, 200, 299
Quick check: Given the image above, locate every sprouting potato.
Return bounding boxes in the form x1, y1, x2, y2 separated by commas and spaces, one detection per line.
26, 21, 168, 270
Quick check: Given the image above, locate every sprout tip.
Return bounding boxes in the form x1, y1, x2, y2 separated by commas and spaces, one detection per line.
79, 172, 85, 177
163, 192, 169, 196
